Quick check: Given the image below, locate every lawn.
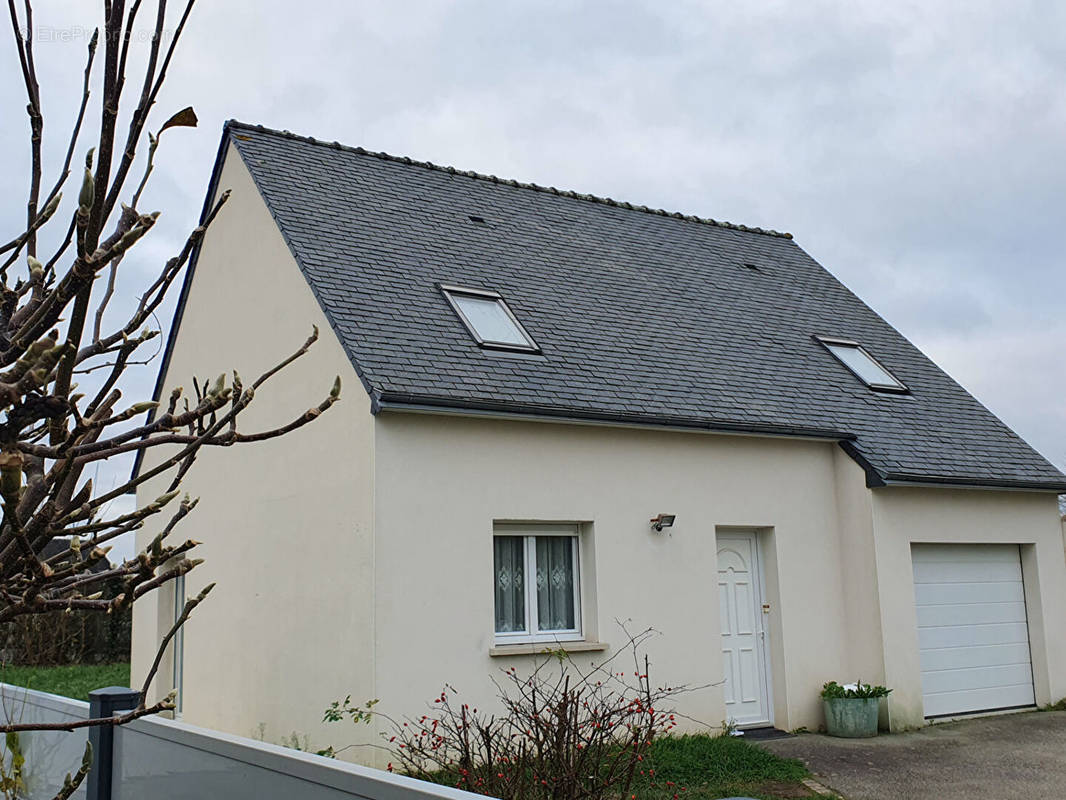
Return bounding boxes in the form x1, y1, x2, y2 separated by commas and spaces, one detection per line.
634, 733, 820, 800
0, 663, 131, 701
418, 732, 822, 800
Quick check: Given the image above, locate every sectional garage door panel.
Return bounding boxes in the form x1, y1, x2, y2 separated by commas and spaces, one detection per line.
922, 684, 1036, 718
912, 544, 1036, 718
914, 576, 1025, 605
917, 620, 1028, 649
917, 642, 1032, 673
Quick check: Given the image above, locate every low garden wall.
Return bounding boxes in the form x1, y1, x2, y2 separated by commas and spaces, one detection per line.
0, 683, 487, 800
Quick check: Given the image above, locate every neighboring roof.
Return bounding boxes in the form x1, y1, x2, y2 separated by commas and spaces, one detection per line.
154, 120, 1066, 491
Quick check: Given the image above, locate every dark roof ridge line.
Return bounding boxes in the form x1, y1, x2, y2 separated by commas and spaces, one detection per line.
225, 119, 794, 240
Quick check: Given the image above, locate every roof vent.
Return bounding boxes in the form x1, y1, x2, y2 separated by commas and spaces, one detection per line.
468, 215, 486, 224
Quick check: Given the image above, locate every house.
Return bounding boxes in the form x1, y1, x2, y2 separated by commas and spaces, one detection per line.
131, 121, 1066, 758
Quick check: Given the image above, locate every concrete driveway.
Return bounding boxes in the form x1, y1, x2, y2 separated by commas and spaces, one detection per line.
758, 709, 1066, 800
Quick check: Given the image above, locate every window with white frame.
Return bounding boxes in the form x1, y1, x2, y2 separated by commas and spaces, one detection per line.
493, 524, 581, 643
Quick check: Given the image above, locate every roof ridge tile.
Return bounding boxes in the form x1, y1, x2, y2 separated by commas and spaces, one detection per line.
225, 119, 793, 239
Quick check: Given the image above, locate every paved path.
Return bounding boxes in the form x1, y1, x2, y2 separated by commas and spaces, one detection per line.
759, 710, 1066, 800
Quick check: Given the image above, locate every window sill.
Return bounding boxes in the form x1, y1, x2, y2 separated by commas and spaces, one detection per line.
489, 641, 608, 657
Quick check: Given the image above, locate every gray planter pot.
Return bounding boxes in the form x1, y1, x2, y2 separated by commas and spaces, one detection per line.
823, 696, 880, 738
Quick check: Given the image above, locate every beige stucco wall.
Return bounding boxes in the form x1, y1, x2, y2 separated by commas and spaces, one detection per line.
832, 449, 884, 681
368, 413, 1066, 755
132, 143, 376, 748
870, 486, 1066, 729
369, 411, 864, 758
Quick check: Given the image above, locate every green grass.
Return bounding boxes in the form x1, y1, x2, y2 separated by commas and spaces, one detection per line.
634, 733, 815, 800
417, 732, 817, 800
0, 663, 130, 701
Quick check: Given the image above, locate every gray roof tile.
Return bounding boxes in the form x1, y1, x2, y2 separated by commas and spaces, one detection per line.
224, 121, 1066, 491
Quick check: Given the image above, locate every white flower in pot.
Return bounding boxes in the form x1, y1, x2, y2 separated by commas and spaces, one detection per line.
821, 680, 892, 738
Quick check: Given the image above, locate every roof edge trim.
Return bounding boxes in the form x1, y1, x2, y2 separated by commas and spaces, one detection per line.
838, 440, 888, 488
880, 472, 1066, 493
373, 393, 856, 442
129, 124, 234, 485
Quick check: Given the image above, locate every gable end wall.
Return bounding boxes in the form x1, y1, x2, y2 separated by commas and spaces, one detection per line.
131, 142, 375, 749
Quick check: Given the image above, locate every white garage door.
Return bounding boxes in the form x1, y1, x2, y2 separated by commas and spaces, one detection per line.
912, 544, 1036, 718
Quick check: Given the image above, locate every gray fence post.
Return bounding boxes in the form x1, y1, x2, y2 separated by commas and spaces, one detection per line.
86, 687, 139, 800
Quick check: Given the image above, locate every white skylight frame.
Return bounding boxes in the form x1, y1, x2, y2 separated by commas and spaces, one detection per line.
816, 336, 908, 393
441, 285, 540, 353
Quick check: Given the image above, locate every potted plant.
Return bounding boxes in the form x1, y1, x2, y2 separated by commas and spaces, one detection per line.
821, 680, 892, 738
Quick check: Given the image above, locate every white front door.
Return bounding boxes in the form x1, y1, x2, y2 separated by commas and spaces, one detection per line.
717, 531, 772, 727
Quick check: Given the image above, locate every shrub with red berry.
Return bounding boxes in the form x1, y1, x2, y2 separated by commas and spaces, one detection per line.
325, 626, 699, 800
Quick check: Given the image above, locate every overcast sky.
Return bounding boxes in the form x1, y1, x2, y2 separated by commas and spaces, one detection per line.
3, 1, 1065, 559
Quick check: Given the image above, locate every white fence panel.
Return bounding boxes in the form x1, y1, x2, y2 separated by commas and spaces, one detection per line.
0, 684, 89, 800
114, 712, 486, 800
1, 682, 486, 800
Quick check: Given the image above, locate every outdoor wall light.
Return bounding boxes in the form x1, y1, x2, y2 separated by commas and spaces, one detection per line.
650, 514, 676, 532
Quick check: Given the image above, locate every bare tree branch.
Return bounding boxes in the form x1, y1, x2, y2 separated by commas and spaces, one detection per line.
0, 1, 341, 768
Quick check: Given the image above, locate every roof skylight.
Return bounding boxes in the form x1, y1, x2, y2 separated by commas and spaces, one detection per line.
817, 337, 907, 393
441, 285, 539, 352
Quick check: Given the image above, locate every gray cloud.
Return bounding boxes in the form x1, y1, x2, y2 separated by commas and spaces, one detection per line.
3, 0, 1064, 539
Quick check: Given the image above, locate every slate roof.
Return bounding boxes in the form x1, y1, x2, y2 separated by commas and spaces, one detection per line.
194, 120, 1066, 491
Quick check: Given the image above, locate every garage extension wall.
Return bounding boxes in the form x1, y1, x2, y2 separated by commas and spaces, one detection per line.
870, 487, 1066, 729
